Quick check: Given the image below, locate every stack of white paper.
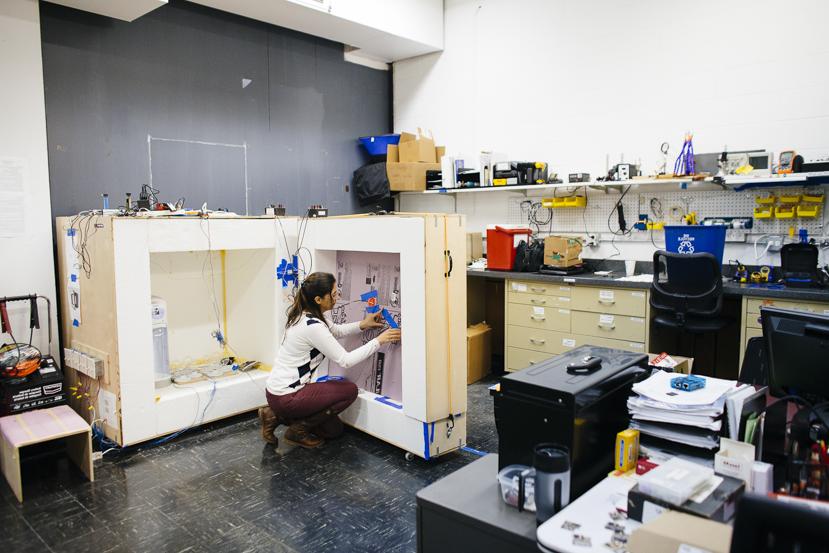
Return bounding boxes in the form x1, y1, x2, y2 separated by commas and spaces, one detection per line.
628, 370, 744, 450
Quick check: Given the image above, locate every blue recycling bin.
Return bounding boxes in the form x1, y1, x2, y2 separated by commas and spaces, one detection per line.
359, 134, 401, 156
663, 225, 726, 264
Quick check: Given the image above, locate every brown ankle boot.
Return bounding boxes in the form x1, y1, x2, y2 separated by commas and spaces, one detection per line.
258, 407, 280, 445
284, 423, 324, 449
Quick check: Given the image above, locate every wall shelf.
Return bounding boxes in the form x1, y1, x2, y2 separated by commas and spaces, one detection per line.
395, 172, 829, 198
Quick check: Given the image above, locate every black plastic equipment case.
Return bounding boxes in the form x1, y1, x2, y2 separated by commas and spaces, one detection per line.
0, 356, 65, 415
494, 345, 648, 500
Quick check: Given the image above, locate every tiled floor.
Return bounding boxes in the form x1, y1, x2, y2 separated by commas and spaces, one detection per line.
0, 378, 499, 553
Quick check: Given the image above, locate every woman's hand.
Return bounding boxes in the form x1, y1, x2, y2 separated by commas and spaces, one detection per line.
359, 312, 385, 331
377, 328, 401, 344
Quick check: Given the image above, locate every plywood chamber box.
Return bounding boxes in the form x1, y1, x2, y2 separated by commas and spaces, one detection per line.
55, 214, 467, 458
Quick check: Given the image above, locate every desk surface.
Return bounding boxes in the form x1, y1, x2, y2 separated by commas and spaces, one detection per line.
537, 474, 639, 553
468, 268, 829, 302
416, 454, 537, 549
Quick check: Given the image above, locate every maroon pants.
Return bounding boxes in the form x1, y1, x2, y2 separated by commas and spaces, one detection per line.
266, 380, 358, 438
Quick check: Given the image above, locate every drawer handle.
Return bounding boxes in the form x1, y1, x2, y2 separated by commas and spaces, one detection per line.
529, 338, 547, 345
530, 315, 547, 321
530, 299, 547, 305
530, 287, 547, 293
528, 360, 536, 365
597, 323, 616, 330
598, 299, 616, 305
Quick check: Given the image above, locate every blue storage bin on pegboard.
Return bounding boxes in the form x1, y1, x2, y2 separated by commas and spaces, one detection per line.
664, 225, 726, 264
359, 134, 401, 156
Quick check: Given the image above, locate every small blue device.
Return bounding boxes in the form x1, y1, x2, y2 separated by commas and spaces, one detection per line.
670, 374, 706, 392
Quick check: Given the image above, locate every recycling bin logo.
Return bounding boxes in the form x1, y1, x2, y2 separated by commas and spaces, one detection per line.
678, 240, 695, 254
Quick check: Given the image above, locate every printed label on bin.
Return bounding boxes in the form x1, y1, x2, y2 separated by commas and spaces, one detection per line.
559, 309, 570, 315
564, 278, 576, 283
559, 286, 570, 292
631, 292, 646, 298
533, 307, 545, 315
512, 283, 527, 292
630, 317, 645, 324
562, 338, 576, 347
600, 314, 615, 325
599, 290, 615, 301
559, 297, 571, 302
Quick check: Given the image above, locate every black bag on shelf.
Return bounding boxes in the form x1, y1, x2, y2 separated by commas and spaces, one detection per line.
353, 162, 390, 206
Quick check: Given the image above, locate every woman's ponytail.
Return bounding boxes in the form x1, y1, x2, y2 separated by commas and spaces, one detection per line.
285, 272, 336, 329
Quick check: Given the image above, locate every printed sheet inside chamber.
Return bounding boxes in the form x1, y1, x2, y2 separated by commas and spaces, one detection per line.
329, 250, 403, 403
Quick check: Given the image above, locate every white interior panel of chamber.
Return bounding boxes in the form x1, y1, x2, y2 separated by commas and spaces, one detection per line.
328, 251, 403, 403
150, 251, 227, 364
225, 249, 279, 367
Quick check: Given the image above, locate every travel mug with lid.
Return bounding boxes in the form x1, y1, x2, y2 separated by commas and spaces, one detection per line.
533, 443, 571, 525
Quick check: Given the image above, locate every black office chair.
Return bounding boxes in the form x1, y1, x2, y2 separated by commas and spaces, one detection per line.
730, 493, 829, 553
650, 251, 729, 375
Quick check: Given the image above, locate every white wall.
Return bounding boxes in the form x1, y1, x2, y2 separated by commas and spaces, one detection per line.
0, 0, 59, 354
394, 0, 829, 263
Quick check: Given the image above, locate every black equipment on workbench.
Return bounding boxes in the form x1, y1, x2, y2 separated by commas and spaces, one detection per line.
493, 345, 648, 500
307, 204, 328, 218
780, 243, 821, 288
0, 294, 65, 415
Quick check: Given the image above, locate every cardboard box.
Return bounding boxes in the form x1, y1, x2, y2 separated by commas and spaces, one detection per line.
627, 475, 745, 523
628, 511, 732, 553
386, 138, 445, 192
398, 130, 437, 163
466, 232, 483, 263
647, 352, 694, 375
466, 323, 492, 384
543, 236, 582, 268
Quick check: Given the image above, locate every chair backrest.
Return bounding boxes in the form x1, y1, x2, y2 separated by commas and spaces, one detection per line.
650, 251, 723, 319
730, 493, 829, 553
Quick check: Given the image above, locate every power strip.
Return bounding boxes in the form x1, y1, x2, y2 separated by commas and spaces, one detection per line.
63, 347, 103, 379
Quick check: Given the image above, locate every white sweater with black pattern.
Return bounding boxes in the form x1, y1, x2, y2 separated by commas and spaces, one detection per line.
266, 313, 380, 396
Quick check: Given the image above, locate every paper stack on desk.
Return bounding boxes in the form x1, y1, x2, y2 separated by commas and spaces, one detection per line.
627, 370, 744, 450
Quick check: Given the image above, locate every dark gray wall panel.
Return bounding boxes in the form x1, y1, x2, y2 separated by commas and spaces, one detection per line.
40, 0, 391, 217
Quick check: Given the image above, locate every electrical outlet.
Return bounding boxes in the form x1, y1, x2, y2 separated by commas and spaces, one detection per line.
585, 235, 599, 247
768, 237, 784, 252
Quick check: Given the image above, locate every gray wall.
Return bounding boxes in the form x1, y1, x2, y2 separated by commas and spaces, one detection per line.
40, 0, 391, 217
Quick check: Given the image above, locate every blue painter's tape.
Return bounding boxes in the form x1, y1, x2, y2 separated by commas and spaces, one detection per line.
422, 422, 431, 460
360, 290, 379, 301
72, 319, 79, 327
374, 396, 402, 410
438, 189, 447, 194
380, 308, 398, 329
70, 274, 77, 282
430, 422, 435, 443
366, 305, 380, 314
461, 446, 488, 457
67, 228, 76, 237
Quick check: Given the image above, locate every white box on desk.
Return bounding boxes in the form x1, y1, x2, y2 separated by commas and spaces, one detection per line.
714, 438, 754, 485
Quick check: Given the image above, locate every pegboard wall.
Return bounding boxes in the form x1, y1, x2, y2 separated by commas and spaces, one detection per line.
506, 186, 827, 242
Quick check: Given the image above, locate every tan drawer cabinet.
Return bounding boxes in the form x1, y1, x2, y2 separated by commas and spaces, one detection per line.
739, 296, 829, 367
507, 325, 567, 355
506, 347, 555, 372
745, 298, 829, 328
505, 280, 650, 372
508, 281, 571, 297
507, 303, 570, 332
507, 291, 573, 309
572, 311, 647, 342
572, 287, 647, 317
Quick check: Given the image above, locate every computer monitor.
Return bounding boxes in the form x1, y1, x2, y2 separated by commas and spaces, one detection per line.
761, 306, 829, 401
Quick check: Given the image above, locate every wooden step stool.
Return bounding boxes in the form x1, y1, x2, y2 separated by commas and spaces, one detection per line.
0, 405, 94, 502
